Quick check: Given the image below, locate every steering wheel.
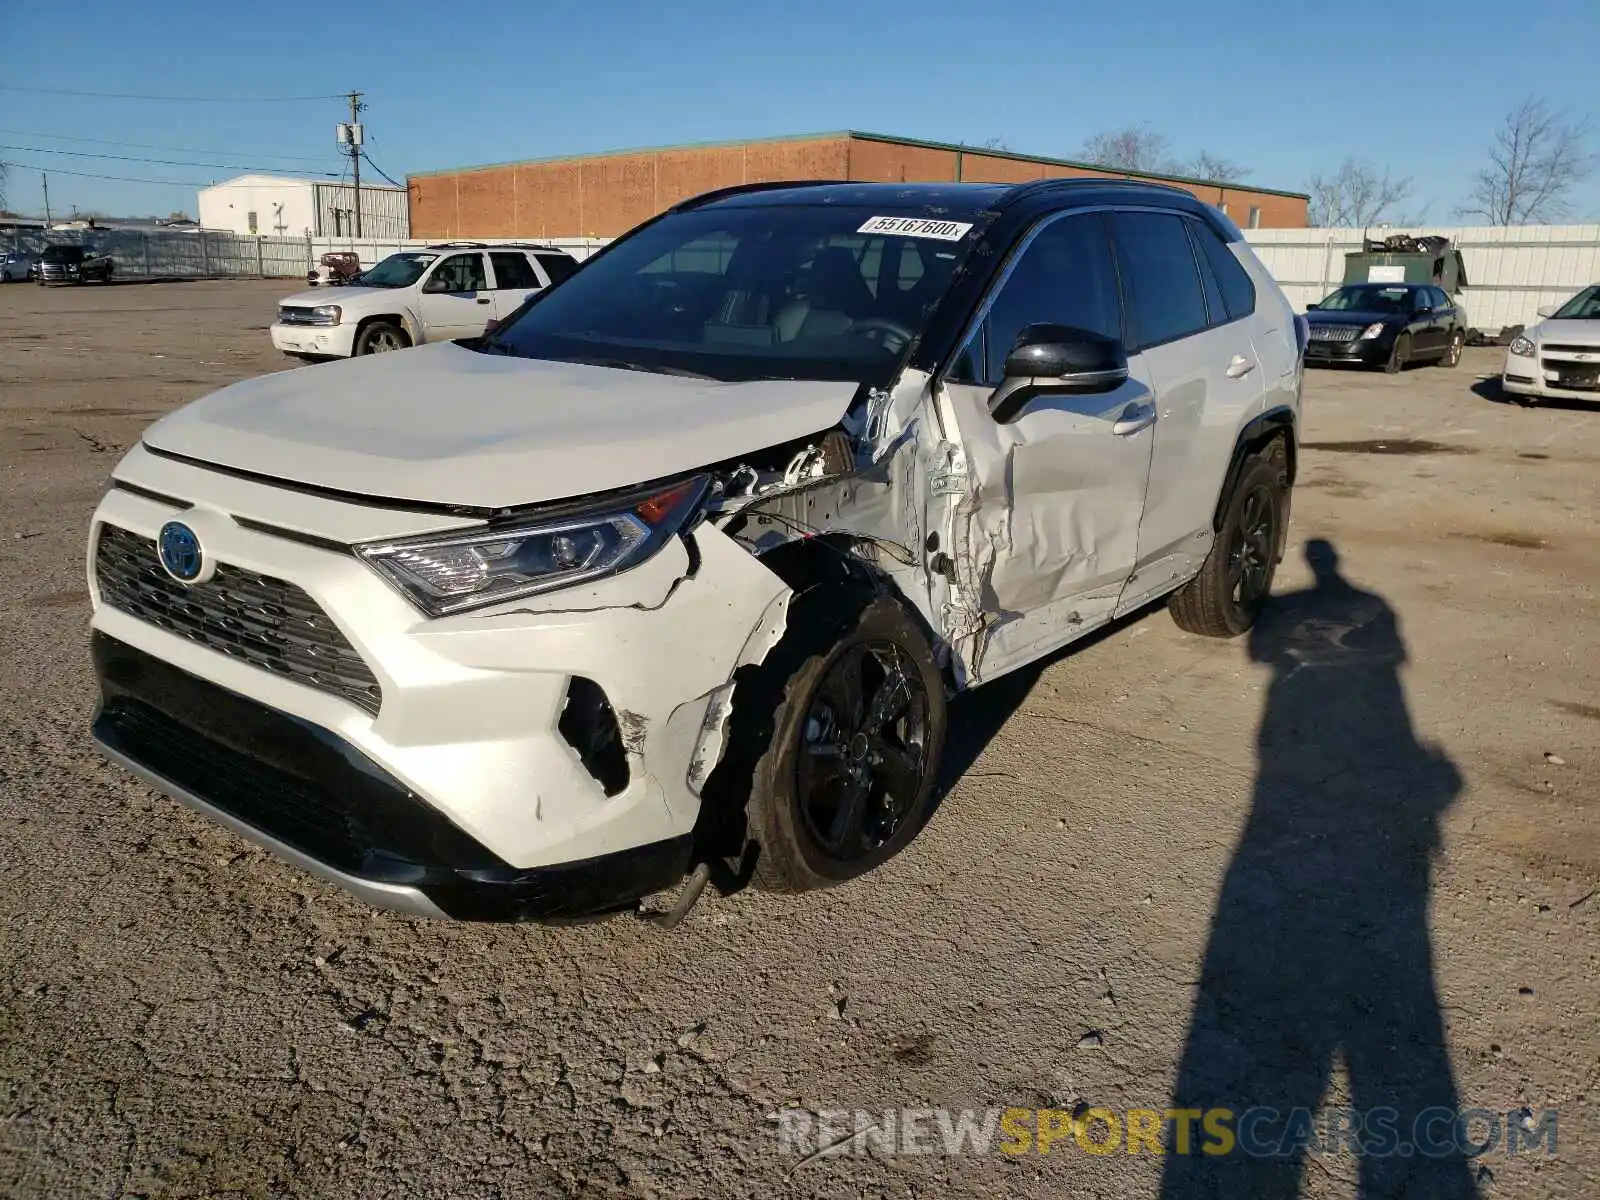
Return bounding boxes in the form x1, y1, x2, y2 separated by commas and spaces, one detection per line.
847, 317, 915, 353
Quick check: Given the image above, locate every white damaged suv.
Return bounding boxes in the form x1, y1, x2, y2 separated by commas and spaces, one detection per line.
89, 181, 1304, 922
269, 242, 580, 360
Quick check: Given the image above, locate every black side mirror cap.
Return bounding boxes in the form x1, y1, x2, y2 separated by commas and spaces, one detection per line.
991, 324, 1129, 423
1305, 303, 1321, 311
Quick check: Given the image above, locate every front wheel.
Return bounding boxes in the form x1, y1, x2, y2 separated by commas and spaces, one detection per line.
354, 320, 409, 355
745, 593, 947, 893
1169, 451, 1287, 638
1384, 333, 1411, 374
1441, 330, 1464, 368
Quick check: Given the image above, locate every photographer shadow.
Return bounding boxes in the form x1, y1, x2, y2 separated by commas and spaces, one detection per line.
1160, 540, 1476, 1199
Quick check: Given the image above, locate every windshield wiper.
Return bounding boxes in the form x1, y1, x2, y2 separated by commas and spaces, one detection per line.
562, 356, 719, 381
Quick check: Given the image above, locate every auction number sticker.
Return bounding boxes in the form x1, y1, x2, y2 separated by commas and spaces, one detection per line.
857, 216, 974, 241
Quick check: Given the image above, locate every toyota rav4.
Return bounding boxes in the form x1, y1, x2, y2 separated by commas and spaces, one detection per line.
89, 180, 1304, 922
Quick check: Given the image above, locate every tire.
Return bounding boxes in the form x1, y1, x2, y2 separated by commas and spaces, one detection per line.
743, 591, 947, 893
1169, 449, 1288, 638
1384, 333, 1411, 374
355, 320, 409, 355
1441, 329, 1464, 368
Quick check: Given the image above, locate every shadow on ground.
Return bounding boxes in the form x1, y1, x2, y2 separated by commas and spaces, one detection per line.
1159, 539, 1477, 1199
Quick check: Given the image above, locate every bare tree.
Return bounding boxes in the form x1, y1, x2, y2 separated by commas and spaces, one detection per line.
1458, 97, 1594, 225
1080, 125, 1173, 174
980, 136, 1011, 152
1078, 126, 1249, 182
1306, 158, 1412, 227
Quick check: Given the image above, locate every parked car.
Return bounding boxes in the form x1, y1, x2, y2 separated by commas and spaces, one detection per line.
88, 180, 1302, 922
269, 242, 580, 359
1, 250, 36, 282
37, 243, 115, 284
306, 250, 362, 287
1303, 282, 1467, 373
1501, 284, 1600, 406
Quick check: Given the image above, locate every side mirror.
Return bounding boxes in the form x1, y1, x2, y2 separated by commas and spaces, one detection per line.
422, 275, 453, 294
1305, 303, 1321, 311
1535, 305, 1555, 319
991, 324, 1129, 423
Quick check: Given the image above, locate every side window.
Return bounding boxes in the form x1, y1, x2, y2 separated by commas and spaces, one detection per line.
1192, 221, 1257, 321
1247, 206, 1262, 229
489, 252, 541, 290
1110, 211, 1209, 350
538, 254, 579, 285
1432, 287, 1451, 310
1188, 222, 1228, 328
959, 213, 1122, 387
429, 253, 486, 292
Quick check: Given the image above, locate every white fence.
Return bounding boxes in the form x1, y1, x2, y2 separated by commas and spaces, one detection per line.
1243, 225, 1600, 332
8, 221, 1594, 333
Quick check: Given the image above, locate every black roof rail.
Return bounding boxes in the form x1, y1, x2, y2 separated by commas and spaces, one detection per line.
426, 240, 490, 249
999, 176, 1195, 206
672, 179, 850, 212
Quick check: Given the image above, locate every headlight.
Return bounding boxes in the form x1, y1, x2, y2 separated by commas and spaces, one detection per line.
1358, 322, 1387, 340
1508, 335, 1535, 357
356, 475, 709, 616
312, 305, 342, 326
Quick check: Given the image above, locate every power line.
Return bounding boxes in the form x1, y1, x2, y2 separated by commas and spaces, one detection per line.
360, 152, 404, 188
0, 143, 340, 176
0, 159, 211, 186
0, 126, 331, 162
0, 84, 343, 103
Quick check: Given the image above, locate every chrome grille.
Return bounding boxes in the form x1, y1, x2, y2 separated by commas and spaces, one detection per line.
94, 523, 382, 715
1309, 325, 1361, 342
277, 306, 327, 326
1541, 343, 1600, 355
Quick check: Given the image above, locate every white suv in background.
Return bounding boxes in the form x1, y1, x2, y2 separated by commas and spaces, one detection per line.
90, 180, 1303, 923
269, 242, 580, 360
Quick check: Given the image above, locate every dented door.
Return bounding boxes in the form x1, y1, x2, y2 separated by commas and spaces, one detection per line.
938, 212, 1154, 679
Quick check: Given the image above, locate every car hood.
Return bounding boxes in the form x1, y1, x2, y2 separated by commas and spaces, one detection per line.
140, 342, 857, 509
277, 285, 407, 307
1306, 309, 1403, 325
1533, 318, 1600, 345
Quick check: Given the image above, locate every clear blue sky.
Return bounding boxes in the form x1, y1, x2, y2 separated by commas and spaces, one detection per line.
3, 0, 1598, 224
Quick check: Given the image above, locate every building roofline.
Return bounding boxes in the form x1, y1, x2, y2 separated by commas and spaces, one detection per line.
405, 130, 1310, 201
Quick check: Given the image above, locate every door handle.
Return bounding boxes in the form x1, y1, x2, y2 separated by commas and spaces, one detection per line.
1112, 401, 1156, 437
1226, 355, 1256, 379
476, 297, 491, 305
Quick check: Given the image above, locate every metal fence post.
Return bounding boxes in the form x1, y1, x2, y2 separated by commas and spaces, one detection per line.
256, 237, 264, 278
142, 233, 152, 278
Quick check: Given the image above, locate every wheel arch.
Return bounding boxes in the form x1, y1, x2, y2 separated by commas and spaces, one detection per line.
353, 312, 414, 348
1211, 405, 1296, 534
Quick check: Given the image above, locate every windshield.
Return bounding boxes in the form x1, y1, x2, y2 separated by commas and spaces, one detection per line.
1552, 285, 1600, 320
357, 252, 437, 288
42, 246, 85, 263
1317, 285, 1418, 314
483, 206, 978, 384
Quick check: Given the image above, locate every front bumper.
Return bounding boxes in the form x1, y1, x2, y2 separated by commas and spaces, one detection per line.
1502, 349, 1600, 401
1303, 335, 1390, 365
270, 320, 357, 358
87, 446, 792, 918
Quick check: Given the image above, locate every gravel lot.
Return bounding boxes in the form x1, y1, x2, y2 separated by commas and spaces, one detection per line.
1, 279, 1596, 1199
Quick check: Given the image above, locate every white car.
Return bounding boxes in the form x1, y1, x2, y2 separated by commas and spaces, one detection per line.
1, 250, 36, 282
1502, 284, 1600, 405
89, 180, 1303, 922
270, 242, 580, 360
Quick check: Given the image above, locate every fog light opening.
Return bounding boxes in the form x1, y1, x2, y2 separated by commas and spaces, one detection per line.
558, 677, 629, 797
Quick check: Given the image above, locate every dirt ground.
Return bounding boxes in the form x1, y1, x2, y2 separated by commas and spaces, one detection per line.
1, 278, 1596, 1199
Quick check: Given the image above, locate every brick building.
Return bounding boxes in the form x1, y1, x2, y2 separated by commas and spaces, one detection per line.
407, 130, 1308, 240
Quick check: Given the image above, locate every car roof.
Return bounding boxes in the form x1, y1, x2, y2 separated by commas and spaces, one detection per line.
680, 177, 1216, 220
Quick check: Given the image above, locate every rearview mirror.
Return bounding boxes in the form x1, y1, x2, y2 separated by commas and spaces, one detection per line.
991, 324, 1129, 423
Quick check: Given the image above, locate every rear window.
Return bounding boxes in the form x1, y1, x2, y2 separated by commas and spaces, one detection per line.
537, 254, 579, 285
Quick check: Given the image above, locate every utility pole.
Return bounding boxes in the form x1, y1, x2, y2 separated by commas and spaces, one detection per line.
343, 91, 365, 238
41, 172, 51, 228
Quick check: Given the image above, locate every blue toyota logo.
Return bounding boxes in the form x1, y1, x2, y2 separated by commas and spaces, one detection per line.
157, 521, 202, 582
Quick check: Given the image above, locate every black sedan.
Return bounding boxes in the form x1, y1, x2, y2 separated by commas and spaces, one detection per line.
1303, 283, 1467, 373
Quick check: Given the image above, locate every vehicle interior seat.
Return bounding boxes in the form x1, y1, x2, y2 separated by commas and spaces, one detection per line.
773, 247, 876, 342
